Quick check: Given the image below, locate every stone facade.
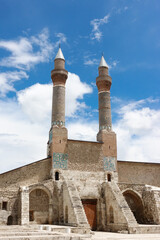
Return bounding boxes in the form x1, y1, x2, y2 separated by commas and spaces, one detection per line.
0, 48, 159, 235
118, 161, 160, 187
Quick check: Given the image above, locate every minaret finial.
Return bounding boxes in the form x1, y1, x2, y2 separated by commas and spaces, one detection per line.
99, 54, 108, 68
59, 42, 61, 49
55, 45, 65, 60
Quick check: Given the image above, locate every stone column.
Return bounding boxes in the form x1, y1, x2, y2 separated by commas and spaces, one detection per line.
19, 186, 29, 225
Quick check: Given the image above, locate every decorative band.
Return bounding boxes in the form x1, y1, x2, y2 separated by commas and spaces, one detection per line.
52, 120, 65, 127
99, 125, 112, 131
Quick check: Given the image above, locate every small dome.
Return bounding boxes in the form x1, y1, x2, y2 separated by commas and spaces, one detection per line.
55, 47, 65, 60
99, 55, 108, 68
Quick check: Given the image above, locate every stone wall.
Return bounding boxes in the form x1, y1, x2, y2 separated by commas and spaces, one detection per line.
117, 161, 160, 187
118, 183, 145, 197
67, 140, 104, 171
0, 189, 19, 224
142, 185, 160, 224
0, 158, 52, 189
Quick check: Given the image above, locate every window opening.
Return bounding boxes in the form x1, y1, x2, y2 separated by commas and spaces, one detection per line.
2, 201, 7, 210
107, 174, 111, 182
55, 171, 59, 181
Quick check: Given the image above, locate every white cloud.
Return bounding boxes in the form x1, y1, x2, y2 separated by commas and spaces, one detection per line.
17, 83, 52, 123
0, 71, 28, 97
0, 72, 92, 173
17, 72, 92, 122
109, 60, 119, 68
0, 98, 48, 173
90, 7, 128, 41
113, 98, 160, 163
66, 72, 92, 117
55, 33, 67, 44
0, 28, 67, 97
90, 14, 110, 41
84, 58, 99, 66
67, 121, 98, 141
0, 28, 54, 70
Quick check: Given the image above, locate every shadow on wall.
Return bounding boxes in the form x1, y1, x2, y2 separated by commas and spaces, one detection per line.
29, 188, 49, 224
7, 215, 13, 225
123, 190, 145, 224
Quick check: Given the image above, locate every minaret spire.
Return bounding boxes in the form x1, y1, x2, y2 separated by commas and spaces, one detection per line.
55, 46, 65, 60
99, 54, 108, 68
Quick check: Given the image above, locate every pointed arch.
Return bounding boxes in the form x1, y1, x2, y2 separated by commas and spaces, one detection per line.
29, 185, 52, 224
123, 189, 144, 224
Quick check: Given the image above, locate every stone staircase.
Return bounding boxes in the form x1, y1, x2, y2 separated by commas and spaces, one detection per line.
0, 225, 91, 240
106, 182, 160, 234
63, 180, 90, 231
106, 182, 138, 233
0, 224, 160, 239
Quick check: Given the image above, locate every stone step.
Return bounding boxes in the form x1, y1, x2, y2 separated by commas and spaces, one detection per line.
93, 237, 160, 240
91, 232, 160, 240
0, 236, 81, 240
133, 224, 160, 234
0, 231, 56, 236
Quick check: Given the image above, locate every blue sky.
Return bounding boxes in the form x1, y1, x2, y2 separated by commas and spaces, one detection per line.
0, 0, 160, 173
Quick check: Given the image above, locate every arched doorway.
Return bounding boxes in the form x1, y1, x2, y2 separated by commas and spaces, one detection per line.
109, 206, 114, 223
7, 215, 13, 225
123, 190, 144, 224
29, 188, 49, 224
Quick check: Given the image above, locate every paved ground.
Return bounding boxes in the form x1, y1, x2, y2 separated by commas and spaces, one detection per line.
91, 231, 160, 239
0, 225, 160, 240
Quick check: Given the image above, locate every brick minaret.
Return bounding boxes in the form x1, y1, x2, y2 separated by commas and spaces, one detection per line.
96, 55, 117, 174
51, 47, 68, 127
96, 55, 112, 133
48, 47, 68, 159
